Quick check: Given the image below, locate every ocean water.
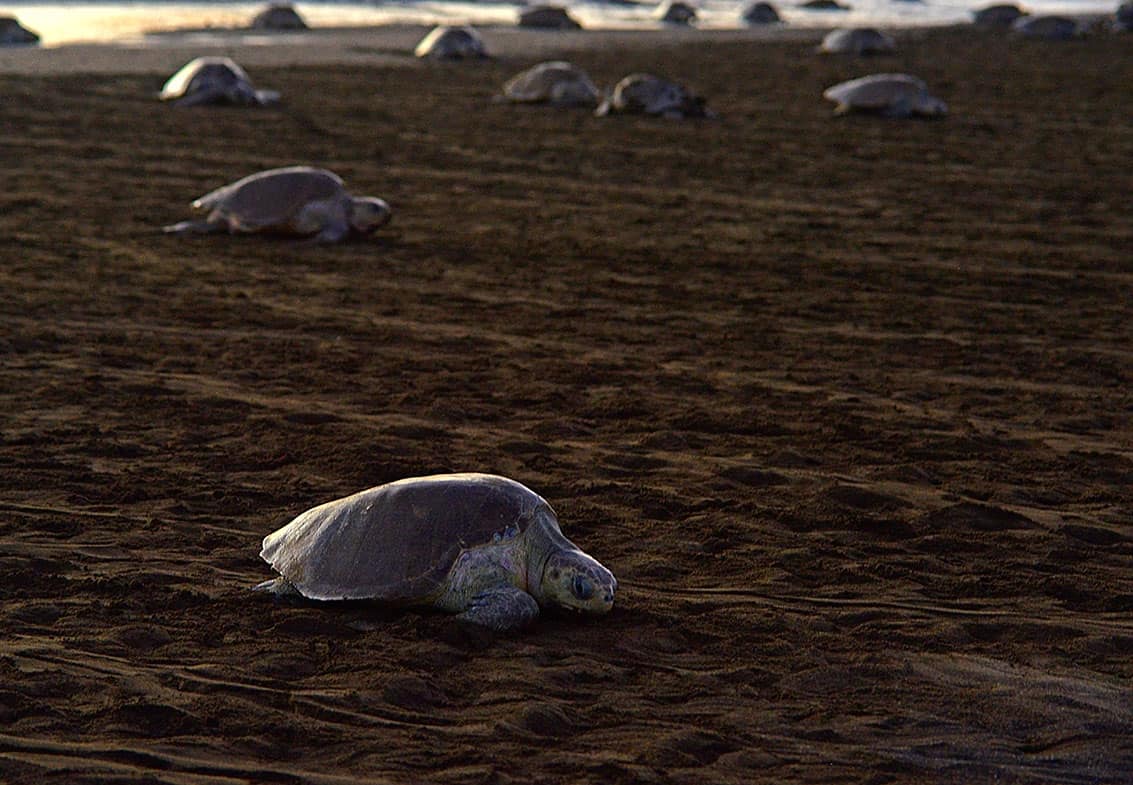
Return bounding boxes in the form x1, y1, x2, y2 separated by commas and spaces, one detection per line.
6, 0, 1120, 46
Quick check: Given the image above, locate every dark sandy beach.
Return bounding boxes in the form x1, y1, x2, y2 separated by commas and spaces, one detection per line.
2, 25, 1132, 784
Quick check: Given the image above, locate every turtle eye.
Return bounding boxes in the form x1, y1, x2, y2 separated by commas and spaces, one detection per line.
571, 574, 593, 601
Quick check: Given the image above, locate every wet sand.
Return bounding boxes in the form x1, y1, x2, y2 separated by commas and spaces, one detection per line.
2, 25, 1132, 785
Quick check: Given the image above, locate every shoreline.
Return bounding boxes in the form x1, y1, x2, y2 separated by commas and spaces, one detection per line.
1, 8, 1118, 75
0, 23, 854, 74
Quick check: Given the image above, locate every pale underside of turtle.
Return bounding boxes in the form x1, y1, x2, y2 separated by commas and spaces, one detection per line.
254, 474, 618, 632
500, 61, 600, 105
162, 166, 391, 243
1, 16, 39, 45
159, 57, 280, 108
819, 27, 896, 55
823, 73, 947, 118
415, 25, 490, 59
596, 73, 715, 119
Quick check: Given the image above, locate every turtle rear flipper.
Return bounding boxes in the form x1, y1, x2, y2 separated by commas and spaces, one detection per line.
163, 218, 226, 235
457, 587, 539, 632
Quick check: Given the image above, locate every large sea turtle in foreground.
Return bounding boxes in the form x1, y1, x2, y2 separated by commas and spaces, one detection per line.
254, 474, 617, 632
596, 73, 715, 118
163, 166, 391, 242
159, 57, 280, 107
823, 73, 947, 118
498, 61, 600, 105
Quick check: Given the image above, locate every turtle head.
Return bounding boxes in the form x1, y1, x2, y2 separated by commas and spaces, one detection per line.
349, 197, 392, 234
538, 550, 617, 616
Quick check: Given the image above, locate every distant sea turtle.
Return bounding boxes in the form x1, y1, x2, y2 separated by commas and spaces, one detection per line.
158, 57, 280, 107
971, 3, 1027, 27
655, 1, 698, 24
250, 4, 308, 30
1117, 2, 1133, 31
415, 25, 489, 59
819, 27, 895, 54
823, 73, 947, 118
799, 0, 851, 10
1011, 14, 1078, 38
743, 2, 782, 24
596, 73, 714, 118
254, 474, 617, 632
498, 61, 600, 105
518, 5, 583, 29
0, 16, 39, 45
162, 166, 391, 243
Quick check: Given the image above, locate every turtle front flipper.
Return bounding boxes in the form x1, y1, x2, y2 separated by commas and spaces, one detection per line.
456, 587, 539, 632
252, 577, 302, 597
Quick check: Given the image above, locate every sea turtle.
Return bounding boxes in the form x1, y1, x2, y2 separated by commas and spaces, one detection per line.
254, 473, 617, 632
596, 73, 714, 118
655, 1, 698, 24
250, 3, 308, 30
0, 16, 39, 45
1010, 14, 1078, 38
415, 25, 489, 59
498, 61, 600, 105
1117, 2, 1133, 31
158, 57, 280, 107
823, 73, 947, 118
799, 0, 851, 10
162, 166, 391, 243
819, 27, 896, 54
971, 3, 1027, 27
743, 2, 782, 24
518, 5, 583, 29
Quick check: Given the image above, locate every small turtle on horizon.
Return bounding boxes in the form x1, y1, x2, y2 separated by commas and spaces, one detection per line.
163, 166, 391, 243
1116, 2, 1133, 31
819, 27, 895, 54
743, 2, 782, 24
0, 16, 39, 46
518, 5, 583, 29
971, 3, 1027, 27
415, 25, 490, 59
158, 57, 280, 107
498, 61, 600, 105
596, 73, 715, 119
1010, 14, 1078, 39
799, 0, 851, 11
823, 73, 947, 118
655, 1, 698, 25
250, 4, 308, 31
254, 474, 618, 632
